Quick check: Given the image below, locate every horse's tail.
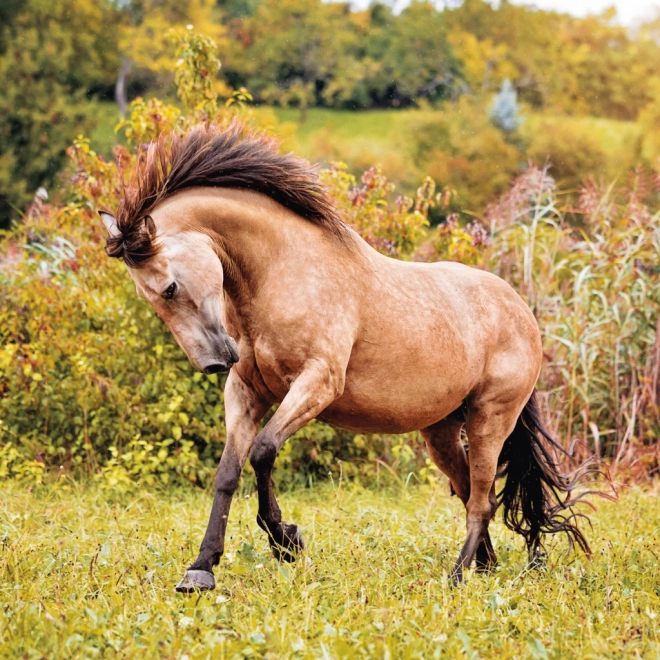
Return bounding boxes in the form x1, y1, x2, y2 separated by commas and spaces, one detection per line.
497, 391, 597, 558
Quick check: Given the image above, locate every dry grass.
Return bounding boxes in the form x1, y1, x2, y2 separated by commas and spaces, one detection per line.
1, 478, 659, 658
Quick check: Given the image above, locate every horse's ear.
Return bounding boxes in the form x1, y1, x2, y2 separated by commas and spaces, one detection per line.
99, 211, 121, 239
143, 215, 157, 238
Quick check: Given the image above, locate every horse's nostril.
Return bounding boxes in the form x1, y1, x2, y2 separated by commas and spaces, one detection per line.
203, 363, 225, 375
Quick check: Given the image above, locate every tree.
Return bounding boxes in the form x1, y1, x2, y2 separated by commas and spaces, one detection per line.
231, 0, 359, 120
115, 0, 228, 116
0, 0, 120, 228
489, 79, 524, 133
374, 1, 460, 105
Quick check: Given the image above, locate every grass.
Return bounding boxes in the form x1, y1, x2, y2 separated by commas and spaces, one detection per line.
1, 478, 659, 658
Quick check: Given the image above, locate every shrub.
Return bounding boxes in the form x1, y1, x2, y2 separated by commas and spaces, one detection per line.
524, 119, 609, 189
0, 31, 453, 489
483, 166, 660, 477
1, 31, 658, 491
489, 79, 524, 133
406, 98, 520, 214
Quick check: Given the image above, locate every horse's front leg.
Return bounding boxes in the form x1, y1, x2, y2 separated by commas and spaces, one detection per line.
250, 362, 343, 562
175, 370, 269, 593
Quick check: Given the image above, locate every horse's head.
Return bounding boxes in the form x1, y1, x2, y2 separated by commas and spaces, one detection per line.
100, 211, 239, 374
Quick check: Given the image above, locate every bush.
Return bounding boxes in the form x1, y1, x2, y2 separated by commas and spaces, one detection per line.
524, 119, 609, 189
1, 31, 658, 491
0, 31, 456, 489
406, 98, 521, 214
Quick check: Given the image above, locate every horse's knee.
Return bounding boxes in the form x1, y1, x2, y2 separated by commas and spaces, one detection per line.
250, 434, 277, 472
214, 459, 242, 496
466, 493, 497, 527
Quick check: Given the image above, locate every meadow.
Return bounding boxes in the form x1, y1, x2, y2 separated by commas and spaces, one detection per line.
2, 18, 660, 659
1, 479, 658, 659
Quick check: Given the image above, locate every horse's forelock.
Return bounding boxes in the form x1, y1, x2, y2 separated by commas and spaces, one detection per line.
104, 213, 161, 269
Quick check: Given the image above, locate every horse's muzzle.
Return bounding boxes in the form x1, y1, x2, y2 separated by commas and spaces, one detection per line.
201, 336, 239, 374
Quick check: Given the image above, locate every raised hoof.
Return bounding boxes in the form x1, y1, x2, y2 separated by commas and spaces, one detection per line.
271, 523, 305, 563
175, 569, 216, 593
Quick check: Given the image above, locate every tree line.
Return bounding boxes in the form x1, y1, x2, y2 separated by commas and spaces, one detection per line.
2, 0, 660, 226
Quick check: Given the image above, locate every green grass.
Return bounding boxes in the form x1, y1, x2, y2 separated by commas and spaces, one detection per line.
1, 479, 658, 658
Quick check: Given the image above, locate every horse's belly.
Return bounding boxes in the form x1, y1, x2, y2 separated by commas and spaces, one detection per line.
318, 363, 471, 434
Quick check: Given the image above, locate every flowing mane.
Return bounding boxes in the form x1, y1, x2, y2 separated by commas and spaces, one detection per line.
106, 121, 347, 267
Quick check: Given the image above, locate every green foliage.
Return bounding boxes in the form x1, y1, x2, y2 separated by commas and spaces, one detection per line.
0, 0, 120, 228
525, 119, 609, 189
482, 166, 660, 471
2, 25, 660, 490
321, 164, 441, 258
638, 80, 660, 168
0, 32, 445, 489
0, 202, 223, 488
406, 99, 521, 213
0, 482, 659, 657
171, 28, 223, 119
7, 0, 660, 224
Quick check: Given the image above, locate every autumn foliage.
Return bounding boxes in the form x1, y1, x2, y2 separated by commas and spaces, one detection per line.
1, 31, 659, 488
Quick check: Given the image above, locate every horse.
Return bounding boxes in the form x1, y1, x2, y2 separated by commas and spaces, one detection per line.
99, 122, 591, 592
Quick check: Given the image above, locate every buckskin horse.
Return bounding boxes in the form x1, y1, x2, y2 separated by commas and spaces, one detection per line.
100, 122, 591, 592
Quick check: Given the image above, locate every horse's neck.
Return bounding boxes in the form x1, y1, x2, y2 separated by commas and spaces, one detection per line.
181, 188, 341, 303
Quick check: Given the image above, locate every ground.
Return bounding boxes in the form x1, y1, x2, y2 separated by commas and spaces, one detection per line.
0, 478, 658, 658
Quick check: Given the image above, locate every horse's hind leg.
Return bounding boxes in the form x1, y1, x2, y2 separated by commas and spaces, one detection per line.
421, 418, 496, 572
250, 363, 342, 561
450, 400, 521, 584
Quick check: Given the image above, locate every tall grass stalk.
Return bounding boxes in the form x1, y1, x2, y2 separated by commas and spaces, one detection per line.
482, 168, 660, 477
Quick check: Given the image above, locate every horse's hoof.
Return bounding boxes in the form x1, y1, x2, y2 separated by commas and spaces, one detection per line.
448, 567, 464, 587
272, 523, 305, 563
175, 569, 216, 593
528, 550, 547, 570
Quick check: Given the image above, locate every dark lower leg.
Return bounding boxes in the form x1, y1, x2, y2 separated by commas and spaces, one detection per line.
452, 408, 511, 583
451, 476, 499, 582
451, 513, 491, 584
251, 435, 304, 562
474, 483, 498, 571
188, 455, 242, 573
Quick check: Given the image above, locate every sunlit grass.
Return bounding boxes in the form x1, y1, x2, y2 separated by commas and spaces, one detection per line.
1, 479, 658, 658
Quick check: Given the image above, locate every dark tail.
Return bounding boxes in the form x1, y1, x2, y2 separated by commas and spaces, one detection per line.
497, 391, 599, 557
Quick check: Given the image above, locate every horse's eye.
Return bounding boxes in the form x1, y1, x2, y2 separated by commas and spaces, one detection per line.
162, 282, 177, 300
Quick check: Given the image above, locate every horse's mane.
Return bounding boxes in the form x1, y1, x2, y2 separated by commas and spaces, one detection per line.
106, 121, 346, 267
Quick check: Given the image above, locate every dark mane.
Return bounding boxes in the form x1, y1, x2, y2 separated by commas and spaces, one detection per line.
106, 121, 347, 267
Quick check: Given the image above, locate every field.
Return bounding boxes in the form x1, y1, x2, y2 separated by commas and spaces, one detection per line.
1, 479, 659, 658
4, 5, 660, 659
88, 103, 641, 191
